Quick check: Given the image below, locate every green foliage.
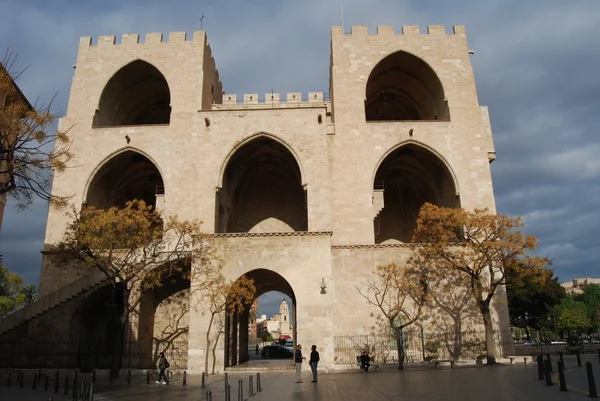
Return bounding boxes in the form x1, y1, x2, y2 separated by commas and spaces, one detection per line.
574, 284, 600, 328
506, 263, 565, 330
556, 296, 593, 335
0, 265, 31, 316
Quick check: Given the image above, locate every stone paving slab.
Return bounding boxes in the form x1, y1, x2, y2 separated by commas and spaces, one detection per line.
3, 364, 597, 401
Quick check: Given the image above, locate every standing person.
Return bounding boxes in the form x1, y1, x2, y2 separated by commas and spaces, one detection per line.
295, 344, 306, 383
156, 352, 170, 384
360, 350, 370, 373
255, 343, 259, 355
309, 345, 320, 383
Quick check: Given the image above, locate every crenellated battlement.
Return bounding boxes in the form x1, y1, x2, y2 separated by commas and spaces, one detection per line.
212, 92, 328, 110
331, 24, 467, 37
79, 30, 206, 47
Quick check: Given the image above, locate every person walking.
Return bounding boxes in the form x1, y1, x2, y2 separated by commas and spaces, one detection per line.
255, 343, 259, 355
156, 352, 170, 384
309, 344, 320, 383
295, 344, 306, 383
360, 350, 371, 373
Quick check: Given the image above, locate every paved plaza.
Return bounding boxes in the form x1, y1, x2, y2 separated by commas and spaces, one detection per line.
1, 358, 599, 401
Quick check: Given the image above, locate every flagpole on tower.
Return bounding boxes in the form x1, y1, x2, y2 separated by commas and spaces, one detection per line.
340, 0, 345, 33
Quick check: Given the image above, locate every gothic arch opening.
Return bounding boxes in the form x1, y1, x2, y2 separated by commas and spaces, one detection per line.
216, 136, 307, 233
225, 269, 296, 368
86, 150, 164, 211
373, 144, 459, 243
365, 51, 449, 121
93, 60, 171, 127
137, 259, 191, 369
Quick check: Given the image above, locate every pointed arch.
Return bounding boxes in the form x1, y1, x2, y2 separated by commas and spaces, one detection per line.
93, 59, 171, 127
365, 51, 449, 121
372, 141, 460, 243
84, 148, 165, 210
215, 134, 308, 233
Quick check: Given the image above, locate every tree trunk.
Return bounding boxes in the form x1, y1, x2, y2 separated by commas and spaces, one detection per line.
211, 326, 223, 374
453, 319, 462, 360
481, 303, 496, 365
111, 285, 130, 379
205, 313, 215, 375
395, 328, 404, 370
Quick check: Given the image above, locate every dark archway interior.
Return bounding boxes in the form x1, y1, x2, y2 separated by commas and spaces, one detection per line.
365, 51, 449, 121
374, 145, 459, 243
226, 269, 296, 367
138, 260, 191, 368
216, 137, 307, 233
93, 60, 171, 127
86, 151, 164, 209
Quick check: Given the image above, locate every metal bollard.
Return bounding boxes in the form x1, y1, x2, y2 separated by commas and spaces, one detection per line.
20, 372, 24, 388
33, 373, 38, 390
224, 372, 228, 388
201, 371, 205, 388
257, 372, 262, 392
544, 359, 553, 386
127, 369, 131, 384
17, 370, 21, 384
92, 369, 96, 384
205, 390, 212, 401
537, 355, 544, 380
249, 375, 254, 397
238, 378, 244, 401
72, 372, 78, 400
559, 351, 564, 365
183, 371, 187, 386
44, 374, 49, 391
146, 370, 150, 385
64, 376, 69, 395
558, 360, 567, 391
586, 362, 597, 398
6, 371, 11, 387
225, 384, 231, 401
577, 351, 582, 367
546, 354, 553, 372
89, 382, 94, 401
54, 371, 59, 393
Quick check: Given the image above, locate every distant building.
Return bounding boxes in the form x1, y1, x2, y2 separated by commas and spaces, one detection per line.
257, 299, 292, 339
561, 278, 600, 294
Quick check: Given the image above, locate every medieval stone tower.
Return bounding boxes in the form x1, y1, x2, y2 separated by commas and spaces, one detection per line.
3, 24, 506, 372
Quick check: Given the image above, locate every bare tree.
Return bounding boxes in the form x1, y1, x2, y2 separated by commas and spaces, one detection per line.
358, 261, 429, 370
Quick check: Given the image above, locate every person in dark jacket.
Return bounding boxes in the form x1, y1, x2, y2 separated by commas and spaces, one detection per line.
157, 352, 170, 384
295, 344, 306, 383
309, 345, 320, 383
360, 350, 370, 372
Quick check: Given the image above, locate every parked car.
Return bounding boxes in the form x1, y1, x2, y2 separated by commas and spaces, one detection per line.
261, 345, 293, 359
283, 340, 294, 353
550, 340, 567, 344
522, 340, 538, 346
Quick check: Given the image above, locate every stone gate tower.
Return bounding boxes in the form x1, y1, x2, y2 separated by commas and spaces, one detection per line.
1, 24, 507, 372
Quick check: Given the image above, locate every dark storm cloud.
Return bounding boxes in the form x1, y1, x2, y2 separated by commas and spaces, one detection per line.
1, 0, 599, 287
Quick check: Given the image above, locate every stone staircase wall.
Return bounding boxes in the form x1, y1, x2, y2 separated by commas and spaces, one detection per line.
0, 270, 107, 336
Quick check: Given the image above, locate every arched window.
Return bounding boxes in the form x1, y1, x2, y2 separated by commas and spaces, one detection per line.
216, 136, 307, 233
86, 150, 164, 210
93, 60, 171, 127
365, 51, 449, 121
373, 144, 459, 243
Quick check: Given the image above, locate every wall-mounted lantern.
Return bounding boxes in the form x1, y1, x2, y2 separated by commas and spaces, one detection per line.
320, 278, 327, 294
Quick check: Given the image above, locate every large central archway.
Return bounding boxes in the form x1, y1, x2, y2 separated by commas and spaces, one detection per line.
216, 135, 307, 233
225, 269, 296, 367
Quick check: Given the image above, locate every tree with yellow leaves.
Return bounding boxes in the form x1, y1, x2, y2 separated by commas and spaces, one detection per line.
357, 260, 430, 370
190, 265, 255, 374
0, 52, 72, 210
411, 203, 547, 365
55, 199, 206, 378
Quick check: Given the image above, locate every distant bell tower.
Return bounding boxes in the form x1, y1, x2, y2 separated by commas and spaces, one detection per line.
279, 299, 289, 322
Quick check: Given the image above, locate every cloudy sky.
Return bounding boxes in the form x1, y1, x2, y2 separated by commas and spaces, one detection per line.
1, 0, 599, 316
